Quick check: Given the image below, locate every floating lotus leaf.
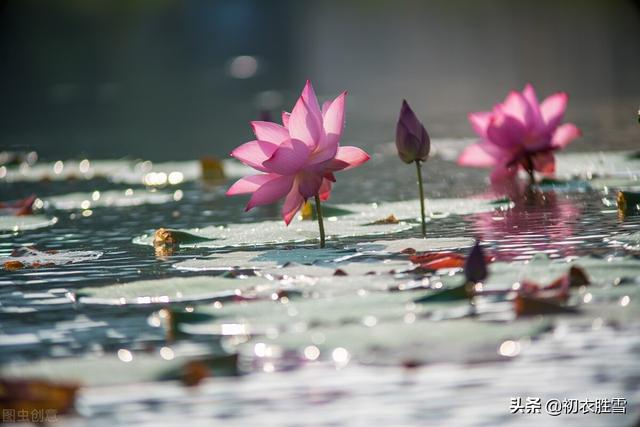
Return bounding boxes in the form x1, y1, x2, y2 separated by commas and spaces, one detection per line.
44, 189, 176, 210
134, 219, 414, 249
483, 255, 640, 291
0, 350, 238, 386
580, 281, 640, 324
608, 232, 640, 251
337, 197, 512, 222
166, 291, 549, 365
76, 276, 271, 306
260, 317, 550, 365
109, 160, 250, 185
168, 292, 430, 336
0, 159, 251, 184
355, 237, 475, 253
1, 248, 102, 269
134, 197, 508, 250
260, 260, 416, 278
0, 215, 57, 233
173, 248, 356, 271
555, 151, 640, 184
0, 160, 132, 183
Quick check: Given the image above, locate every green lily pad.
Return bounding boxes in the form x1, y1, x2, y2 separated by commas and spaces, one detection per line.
173, 248, 356, 271
555, 151, 640, 188
167, 292, 431, 335
337, 197, 512, 222
0, 215, 57, 233
580, 282, 640, 324
175, 249, 413, 278
134, 219, 415, 250
608, 232, 640, 251
0, 158, 251, 184
590, 177, 640, 190
260, 260, 416, 278
0, 349, 238, 386
170, 289, 549, 364
299, 203, 357, 220
152, 255, 640, 367
133, 196, 509, 250
0, 248, 102, 267
110, 160, 250, 186
535, 178, 592, 192
556, 151, 640, 175
484, 255, 640, 290
76, 276, 271, 306
45, 189, 176, 210
260, 317, 551, 365
0, 159, 132, 183
355, 237, 475, 253
414, 283, 472, 303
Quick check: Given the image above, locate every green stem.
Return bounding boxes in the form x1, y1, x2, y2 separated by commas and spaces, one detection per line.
523, 155, 535, 186
314, 194, 325, 248
526, 168, 535, 186
415, 160, 426, 237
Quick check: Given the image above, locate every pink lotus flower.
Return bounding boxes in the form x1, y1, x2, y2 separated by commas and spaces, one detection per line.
226, 81, 370, 225
458, 84, 581, 183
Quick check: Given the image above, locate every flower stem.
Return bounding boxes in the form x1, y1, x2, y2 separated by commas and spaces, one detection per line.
415, 160, 426, 237
523, 156, 535, 186
526, 168, 535, 186
314, 194, 325, 248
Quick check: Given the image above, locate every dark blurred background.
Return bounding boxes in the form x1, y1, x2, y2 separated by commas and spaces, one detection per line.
0, 0, 638, 161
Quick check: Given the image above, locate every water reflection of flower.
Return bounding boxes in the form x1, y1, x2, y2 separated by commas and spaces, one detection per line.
470, 181, 580, 261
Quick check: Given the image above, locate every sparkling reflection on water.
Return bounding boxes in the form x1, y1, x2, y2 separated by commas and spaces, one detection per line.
1, 151, 640, 425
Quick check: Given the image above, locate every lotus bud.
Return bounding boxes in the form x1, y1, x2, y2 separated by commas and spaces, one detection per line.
464, 241, 488, 284
395, 100, 430, 164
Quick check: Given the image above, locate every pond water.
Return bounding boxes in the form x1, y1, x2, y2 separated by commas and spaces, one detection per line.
2, 145, 640, 426
2, 1, 640, 426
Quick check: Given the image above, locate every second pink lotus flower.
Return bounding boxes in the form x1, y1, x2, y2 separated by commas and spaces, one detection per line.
226, 81, 370, 225
458, 84, 581, 183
